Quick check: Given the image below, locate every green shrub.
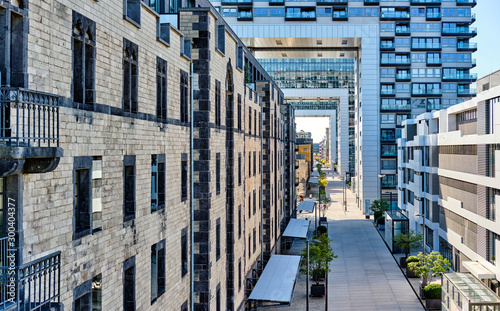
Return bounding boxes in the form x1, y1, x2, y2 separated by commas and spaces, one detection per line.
373, 211, 382, 220
317, 225, 327, 235
377, 216, 385, 225
406, 256, 419, 264
424, 284, 442, 299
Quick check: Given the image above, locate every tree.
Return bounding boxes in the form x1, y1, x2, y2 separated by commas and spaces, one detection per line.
407, 251, 451, 286
318, 196, 331, 217
318, 179, 328, 188
300, 235, 338, 284
316, 163, 322, 172
370, 199, 390, 221
393, 230, 423, 258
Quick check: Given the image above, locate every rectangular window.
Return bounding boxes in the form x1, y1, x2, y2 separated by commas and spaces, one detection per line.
156, 57, 168, 120
151, 155, 166, 212
217, 25, 225, 54
92, 274, 102, 311
248, 194, 251, 218
238, 205, 242, 238
123, 257, 136, 311
181, 154, 188, 201
215, 80, 221, 126
123, 39, 138, 113
92, 157, 102, 232
124, 0, 141, 25
181, 228, 188, 276
72, 12, 96, 105
249, 107, 252, 135
151, 240, 166, 303
237, 46, 243, 70
237, 94, 242, 130
238, 259, 242, 291
75, 168, 91, 236
123, 155, 136, 222
248, 152, 251, 177
180, 70, 189, 123
216, 219, 221, 260
238, 153, 242, 185
253, 151, 256, 176
216, 153, 221, 195
253, 190, 256, 215
216, 284, 221, 311
74, 275, 102, 311
253, 228, 256, 253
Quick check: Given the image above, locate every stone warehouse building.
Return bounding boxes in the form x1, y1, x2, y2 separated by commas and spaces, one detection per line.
398, 84, 500, 294
0, 0, 295, 310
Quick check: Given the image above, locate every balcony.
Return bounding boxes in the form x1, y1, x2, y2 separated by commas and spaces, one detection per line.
364, 0, 379, 5
381, 147, 397, 157
381, 89, 396, 96
442, 73, 477, 81
0, 238, 62, 311
396, 73, 411, 81
237, 10, 253, 21
380, 58, 411, 66
411, 0, 441, 3
269, 0, 284, 4
426, 58, 442, 66
221, 0, 252, 4
395, 27, 411, 36
442, 27, 477, 37
285, 8, 316, 21
426, 12, 441, 20
381, 134, 396, 141
427, 103, 443, 111
457, 89, 477, 96
382, 182, 398, 188
381, 102, 411, 111
332, 11, 348, 20
456, 0, 477, 7
411, 42, 441, 50
0, 88, 63, 177
380, 11, 410, 21
412, 89, 442, 96
380, 42, 395, 50
317, 0, 347, 5
457, 42, 477, 51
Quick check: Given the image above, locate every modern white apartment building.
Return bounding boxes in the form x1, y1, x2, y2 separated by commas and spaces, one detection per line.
211, 0, 477, 215
398, 84, 500, 293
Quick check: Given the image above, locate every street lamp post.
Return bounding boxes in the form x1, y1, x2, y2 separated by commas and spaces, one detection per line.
415, 198, 426, 255
306, 241, 310, 311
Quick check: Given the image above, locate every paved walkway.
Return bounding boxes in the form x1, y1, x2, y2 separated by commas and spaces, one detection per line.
263, 173, 423, 311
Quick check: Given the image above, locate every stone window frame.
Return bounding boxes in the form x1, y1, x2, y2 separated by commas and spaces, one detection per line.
237, 94, 242, 130
253, 151, 256, 176
253, 227, 256, 253
253, 190, 256, 215
151, 239, 166, 304
216, 283, 221, 311
238, 205, 242, 239
73, 274, 102, 311
180, 70, 189, 123
181, 227, 188, 277
123, 38, 139, 113
216, 24, 225, 55
72, 11, 96, 106
151, 154, 166, 212
123, 0, 141, 27
248, 151, 251, 178
249, 106, 252, 135
248, 193, 251, 219
123, 155, 136, 224
73, 156, 93, 240
238, 258, 242, 291
181, 154, 188, 202
181, 300, 188, 311
238, 153, 242, 186
123, 256, 136, 311
237, 46, 243, 71
156, 57, 168, 122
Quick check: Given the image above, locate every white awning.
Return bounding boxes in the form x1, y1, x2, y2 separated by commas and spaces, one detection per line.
463, 261, 496, 279
311, 171, 319, 177
248, 255, 301, 303
283, 219, 310, 239
308, 177, 319, 184
297, 200, 315, 212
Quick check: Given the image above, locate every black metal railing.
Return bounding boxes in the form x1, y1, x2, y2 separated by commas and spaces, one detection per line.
0, 240, 61, 311
0, 87, 60, 148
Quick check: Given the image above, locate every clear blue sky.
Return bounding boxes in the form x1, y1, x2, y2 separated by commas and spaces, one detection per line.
473, 0, 500, 78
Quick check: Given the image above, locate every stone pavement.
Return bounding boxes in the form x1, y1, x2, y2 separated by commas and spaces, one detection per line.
262, 173, 424, 311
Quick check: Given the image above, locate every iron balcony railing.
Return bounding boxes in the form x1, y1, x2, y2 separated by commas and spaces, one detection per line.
0, 238, 61, 311
0, 88, 60, 148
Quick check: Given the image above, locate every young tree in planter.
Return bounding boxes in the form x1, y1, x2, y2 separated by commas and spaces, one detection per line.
300, 235, 338, 295
393, 230, 423, 267
407, 251, 451, 288
370, 200, 390, 222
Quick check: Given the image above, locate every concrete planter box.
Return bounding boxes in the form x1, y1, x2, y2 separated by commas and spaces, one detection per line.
311, 284, 325, 297
406, 269, 418, 278
425, 298, 441, 310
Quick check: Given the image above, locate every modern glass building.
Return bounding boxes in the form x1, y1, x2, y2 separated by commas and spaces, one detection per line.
211, 0, 477, 215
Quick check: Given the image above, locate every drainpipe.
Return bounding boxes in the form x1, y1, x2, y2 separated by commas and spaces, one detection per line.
189, 61, 195, 311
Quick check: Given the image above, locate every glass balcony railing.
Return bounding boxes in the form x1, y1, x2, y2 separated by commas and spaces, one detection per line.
381, 42, 395, 49
442, 27, 477, 35
221, 0, 252, 4
411, 0, 441, 3
364, 0, 379, 4
472, 59, 476, 66
456, 0, 477, 5
381, 89, 396, 95
382, 182, 398, 188
269, 0, 284, 4
427, 103, 443, 111
381, 11, 410, 19
381, 149, 397, 157
426, 12, 441, 19
412, 42, 441, 49
381, 135, 396, 141
412, 89, 442, 95
458, 89, 477, 96
395, 27, 411, 35
333, 11, 348, 19
396, 73, 411, 80
457, 42, 477, 50
285, 10, 316, 20
237, 11, 253, 20
381, 103, 411, 111
317, 0, 347, 3
427, 58, 442, 65
380, 58, 411, 65
442, 73, 477, 80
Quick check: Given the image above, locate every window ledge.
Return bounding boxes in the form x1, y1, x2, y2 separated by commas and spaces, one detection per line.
181, 53, 191, 61
141, 2, 160, 17
124, 15, 141, 29
157, 37, 170, 48
215, 48, 225, 57
123, 217, 135, 227
236, 66, 243, 73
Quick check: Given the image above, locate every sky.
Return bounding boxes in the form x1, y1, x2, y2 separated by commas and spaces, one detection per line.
296, 2, 497, 142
